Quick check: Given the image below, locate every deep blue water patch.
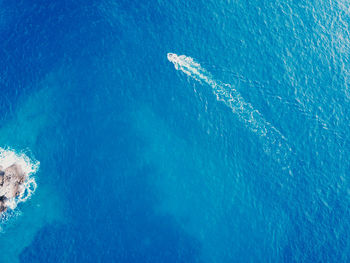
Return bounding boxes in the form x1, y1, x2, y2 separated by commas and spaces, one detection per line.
1, 0, 350, 262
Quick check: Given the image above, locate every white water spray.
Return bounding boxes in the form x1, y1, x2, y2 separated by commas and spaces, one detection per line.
0, 147, 39, 217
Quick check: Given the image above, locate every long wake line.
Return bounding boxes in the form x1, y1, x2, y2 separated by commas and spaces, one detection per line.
167, 53, 293, 169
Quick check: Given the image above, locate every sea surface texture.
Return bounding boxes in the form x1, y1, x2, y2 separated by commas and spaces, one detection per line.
0, 0, 349, 262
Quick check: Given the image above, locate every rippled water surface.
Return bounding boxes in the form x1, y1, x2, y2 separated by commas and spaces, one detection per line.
0, 0, 350, 262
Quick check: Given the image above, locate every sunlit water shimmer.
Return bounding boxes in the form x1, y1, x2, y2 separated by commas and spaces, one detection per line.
1, 1, 350, 262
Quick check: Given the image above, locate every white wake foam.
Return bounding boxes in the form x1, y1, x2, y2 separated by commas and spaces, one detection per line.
0, 148, 39, 213
167, 53, 293, 168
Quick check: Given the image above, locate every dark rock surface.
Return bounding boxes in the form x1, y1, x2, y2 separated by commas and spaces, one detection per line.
0, 164, 26, 213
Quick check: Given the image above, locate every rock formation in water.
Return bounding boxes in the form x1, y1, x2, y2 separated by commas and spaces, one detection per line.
0, 164, 26, 213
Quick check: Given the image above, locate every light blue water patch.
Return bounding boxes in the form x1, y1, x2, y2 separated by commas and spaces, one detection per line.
0, 70, 70, 262
2, 0, 350, 262
132, 105, 291, 262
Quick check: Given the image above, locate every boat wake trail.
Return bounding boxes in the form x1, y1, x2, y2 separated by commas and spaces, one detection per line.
167, 53, 293, 169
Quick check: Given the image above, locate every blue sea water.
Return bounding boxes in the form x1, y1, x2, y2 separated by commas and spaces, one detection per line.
0, 0, 350, 262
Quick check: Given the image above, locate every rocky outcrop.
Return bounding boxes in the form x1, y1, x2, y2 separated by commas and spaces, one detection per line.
0, 164, 26, 213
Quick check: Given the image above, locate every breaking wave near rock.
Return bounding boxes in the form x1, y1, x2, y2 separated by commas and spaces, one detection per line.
167, 53, 293, 169
0, 147, 39, 221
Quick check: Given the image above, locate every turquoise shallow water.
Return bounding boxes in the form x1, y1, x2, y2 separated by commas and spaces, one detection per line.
0, 0, 350, 262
